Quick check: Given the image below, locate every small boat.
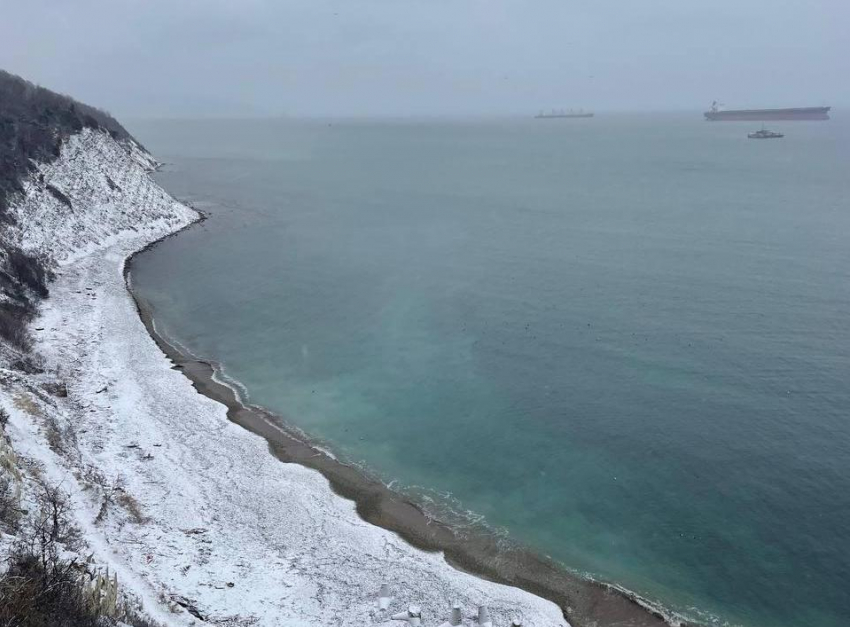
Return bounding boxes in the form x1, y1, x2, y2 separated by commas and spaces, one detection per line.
748, 128, 784, 139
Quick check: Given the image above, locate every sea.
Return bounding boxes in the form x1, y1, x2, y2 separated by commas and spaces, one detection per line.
128, 113, 850, 627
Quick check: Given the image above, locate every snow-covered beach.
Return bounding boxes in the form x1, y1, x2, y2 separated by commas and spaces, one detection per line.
1, 128, 571, 625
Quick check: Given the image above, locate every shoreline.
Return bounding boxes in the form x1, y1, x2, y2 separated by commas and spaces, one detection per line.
124, 218, 689, 627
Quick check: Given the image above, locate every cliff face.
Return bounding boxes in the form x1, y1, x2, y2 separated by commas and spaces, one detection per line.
3, 127, 190, 265
0, 67, 133, 217
0, 126, 194, 366
0, 69, 190, 365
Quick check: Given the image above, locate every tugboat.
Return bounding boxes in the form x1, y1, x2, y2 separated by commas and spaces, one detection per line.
748, 128, 784, 139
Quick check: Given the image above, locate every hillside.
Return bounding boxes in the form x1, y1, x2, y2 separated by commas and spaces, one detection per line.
0, 70, 142, 362
0, 69, 196, 626
0, 69, 132, 216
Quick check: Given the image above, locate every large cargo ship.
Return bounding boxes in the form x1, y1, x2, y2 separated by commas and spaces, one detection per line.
705, 101, 830, 121
535, 109, 594, 119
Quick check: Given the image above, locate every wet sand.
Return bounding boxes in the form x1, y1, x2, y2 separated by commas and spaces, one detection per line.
124, 222, 691, 627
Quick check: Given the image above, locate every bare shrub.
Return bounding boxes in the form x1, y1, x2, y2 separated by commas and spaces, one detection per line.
0, 302, 32, 352
115, 491, 147, 525
79, 463, 108, 490
24, 478, 82, 554
121, 605, 166, 627
94, 496, 110, 525
0, 248, 52, 348
12, 393, 41, 417
45, 416, 65, 454
43, 381, 69, 397
37, 406, 78, 458
5, 248, 51, 299
0, 553, 103, 627
10, 354, 45, 374
0, 479, 98, 627
0, 473, 20, 531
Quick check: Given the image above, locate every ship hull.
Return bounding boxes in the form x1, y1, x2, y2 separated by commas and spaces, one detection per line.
705, 107, 830, 121
535, 113, 594, 119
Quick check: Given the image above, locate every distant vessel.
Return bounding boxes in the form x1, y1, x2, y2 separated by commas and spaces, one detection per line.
748, 128, 784, 139
535, 109, 594, 119
705, 101, 829, 121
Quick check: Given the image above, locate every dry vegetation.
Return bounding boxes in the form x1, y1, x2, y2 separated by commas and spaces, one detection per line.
0, 68, 166, 627
0, 68, 131, 216
0, 478, 94, 627
115, 491, 148, 525
0, 67, 131, 354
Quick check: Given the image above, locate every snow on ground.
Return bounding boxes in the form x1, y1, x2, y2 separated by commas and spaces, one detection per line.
3, 129, 190, 264
0, 129, 567, 626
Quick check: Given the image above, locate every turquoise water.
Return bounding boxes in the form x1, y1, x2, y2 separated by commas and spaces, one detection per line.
129, 115, 850, 627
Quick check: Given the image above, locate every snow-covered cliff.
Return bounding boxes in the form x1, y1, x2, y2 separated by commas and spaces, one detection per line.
2, 128, 193, 266
0, 127, 199, 625
0, 126, 195, 372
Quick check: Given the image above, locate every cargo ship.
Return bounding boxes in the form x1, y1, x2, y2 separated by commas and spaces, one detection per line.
535, 109, 594, 119
705, 101, 830, 121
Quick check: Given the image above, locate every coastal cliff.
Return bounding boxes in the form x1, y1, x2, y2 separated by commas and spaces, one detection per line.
0, 67, 190, 367
0, 70, 198, 625
0, 71, 568, 626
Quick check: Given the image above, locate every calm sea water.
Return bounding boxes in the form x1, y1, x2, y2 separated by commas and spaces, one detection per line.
129, 115, 850, 627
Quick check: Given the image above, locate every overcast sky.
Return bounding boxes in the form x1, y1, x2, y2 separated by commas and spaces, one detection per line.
2, 0, 848, 117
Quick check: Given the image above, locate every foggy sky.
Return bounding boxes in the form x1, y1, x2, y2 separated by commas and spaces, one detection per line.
2, 0, 848, 118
